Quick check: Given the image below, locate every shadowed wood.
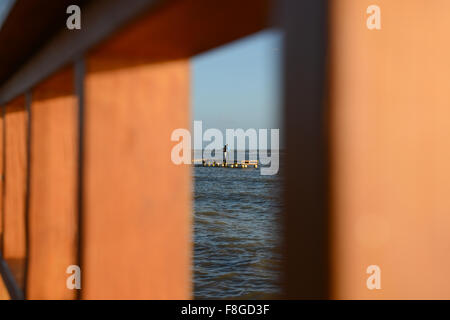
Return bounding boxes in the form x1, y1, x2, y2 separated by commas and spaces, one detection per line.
90, 0, 270, 65
282, 0, 329, 299
3, 96, 28, 289
27, 68, 79, 299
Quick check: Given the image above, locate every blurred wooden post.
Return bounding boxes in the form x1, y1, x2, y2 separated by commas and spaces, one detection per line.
27, 68, 79, 299
3, 96, 28, 290
330, 0, 450, 299
282, 0, 329, 299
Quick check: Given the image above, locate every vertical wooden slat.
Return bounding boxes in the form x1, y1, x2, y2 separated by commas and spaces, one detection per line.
3, 96, 28, 289
82, 57, 191, 299
27, 67, 79, 299
330, 0, 450, 299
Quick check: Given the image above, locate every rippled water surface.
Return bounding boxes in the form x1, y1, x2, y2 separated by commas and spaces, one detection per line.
193, 160, 282, 299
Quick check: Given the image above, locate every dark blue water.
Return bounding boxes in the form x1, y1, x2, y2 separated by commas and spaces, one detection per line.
193, 159, 282, 299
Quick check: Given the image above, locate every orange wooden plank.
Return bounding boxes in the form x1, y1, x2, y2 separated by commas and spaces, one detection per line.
330, 0, 450, 299
3, 96, 27, 289
82, 58, 191, 299
26, 68, 79, 299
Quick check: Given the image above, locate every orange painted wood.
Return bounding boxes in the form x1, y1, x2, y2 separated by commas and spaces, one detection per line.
27, 68, 79, 299
3, 96, 27, 289
83, 58, 191, 299
330, 0, 450, 298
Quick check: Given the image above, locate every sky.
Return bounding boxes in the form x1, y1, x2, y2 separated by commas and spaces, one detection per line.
0, 0, 15, 30
191, 29, 283, 134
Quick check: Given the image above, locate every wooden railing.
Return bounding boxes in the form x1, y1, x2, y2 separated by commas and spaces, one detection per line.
0, 0, 277, 299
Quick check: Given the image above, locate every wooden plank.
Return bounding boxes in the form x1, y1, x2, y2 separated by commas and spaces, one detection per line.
0, 0, 86, 87
330, 0, 450, 299
26, 67, 79, 299
89, 0, 270, 63
3, 96, 28, 290
82, 58, 191, 299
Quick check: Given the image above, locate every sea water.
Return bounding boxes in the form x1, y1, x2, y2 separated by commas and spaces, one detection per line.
193, 150, 282, 299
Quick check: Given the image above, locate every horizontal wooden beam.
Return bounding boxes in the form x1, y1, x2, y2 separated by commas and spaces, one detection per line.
89, 0, 271, 63
0, 0, 162, 105
0, 0, 86, 86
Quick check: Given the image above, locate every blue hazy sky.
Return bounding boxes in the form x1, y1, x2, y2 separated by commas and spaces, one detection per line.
192, 29, 283, 133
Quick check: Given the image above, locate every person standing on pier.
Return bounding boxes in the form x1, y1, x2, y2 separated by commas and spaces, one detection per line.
223, 144, 228, 165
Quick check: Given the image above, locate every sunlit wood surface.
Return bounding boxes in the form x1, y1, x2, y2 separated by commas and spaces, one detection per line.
330, 0, 450, 299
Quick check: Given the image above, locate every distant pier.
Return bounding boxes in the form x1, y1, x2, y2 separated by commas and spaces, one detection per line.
192, 159, 258, 169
